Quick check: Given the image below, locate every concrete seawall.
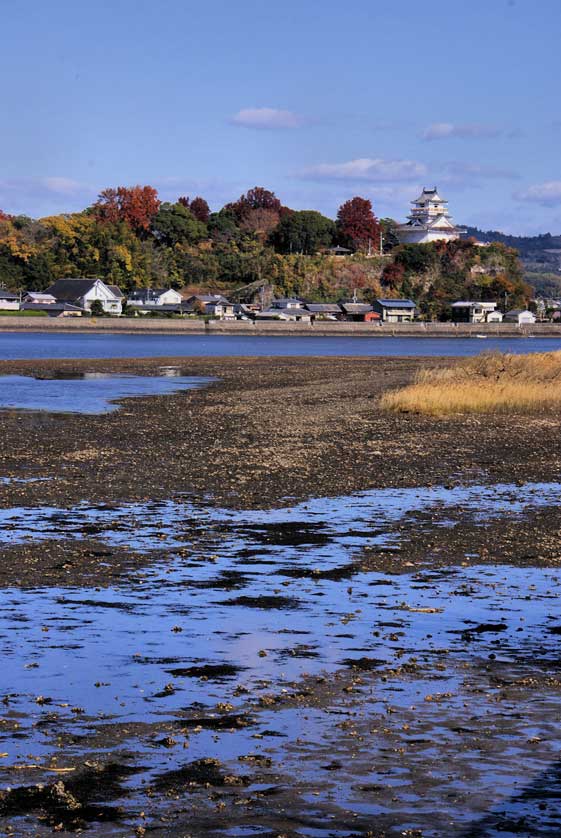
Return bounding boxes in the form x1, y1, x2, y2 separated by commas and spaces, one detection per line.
1, 316, 561, 338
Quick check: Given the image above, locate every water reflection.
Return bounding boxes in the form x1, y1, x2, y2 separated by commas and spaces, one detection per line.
0, 371, 214, 413
2, 482, 561, 835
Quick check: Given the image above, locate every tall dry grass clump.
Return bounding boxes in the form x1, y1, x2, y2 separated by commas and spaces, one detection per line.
381, 350, 561, 415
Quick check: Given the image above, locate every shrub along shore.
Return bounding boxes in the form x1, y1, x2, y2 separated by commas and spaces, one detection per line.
382, 350, 561, 414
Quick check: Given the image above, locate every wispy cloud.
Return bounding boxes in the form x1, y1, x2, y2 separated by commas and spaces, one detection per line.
0, 177, 96, 217
421, 122, 503, 141
230, 107, 304, 130
514, 180, 561, 206
296, 157, 427, 183
441, 161, 520, 185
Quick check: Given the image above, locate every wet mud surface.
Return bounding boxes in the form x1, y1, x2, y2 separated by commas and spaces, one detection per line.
0, 356, 561, 836
0, 355, 560, 510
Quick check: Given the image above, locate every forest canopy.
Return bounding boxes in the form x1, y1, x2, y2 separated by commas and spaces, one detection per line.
0, 185, 531, 312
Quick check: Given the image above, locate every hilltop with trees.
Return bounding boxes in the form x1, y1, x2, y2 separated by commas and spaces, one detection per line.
0, 185, 531, 315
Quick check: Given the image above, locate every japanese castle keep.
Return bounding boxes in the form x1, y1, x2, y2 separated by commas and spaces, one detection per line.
396, 187, 465, 245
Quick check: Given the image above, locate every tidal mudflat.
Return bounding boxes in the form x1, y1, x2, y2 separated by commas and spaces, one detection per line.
1, 356, 561, 836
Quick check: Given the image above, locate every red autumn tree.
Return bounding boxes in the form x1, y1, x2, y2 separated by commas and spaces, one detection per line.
189, 197, 210, 224
381, 261, 405, 289
94, 185, 160, 233
336, 196, 381, 253
178, 196, 210, 224
226, 187, 282, 222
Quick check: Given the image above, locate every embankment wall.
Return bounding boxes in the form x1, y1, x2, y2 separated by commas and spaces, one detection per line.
1, 316, 561, 338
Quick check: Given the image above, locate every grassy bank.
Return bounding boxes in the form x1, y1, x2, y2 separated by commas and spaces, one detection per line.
381, 350, 561, 414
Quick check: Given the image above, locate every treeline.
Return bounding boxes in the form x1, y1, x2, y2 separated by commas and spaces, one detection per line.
0, 185, 531, 312
464, 226, 561, 258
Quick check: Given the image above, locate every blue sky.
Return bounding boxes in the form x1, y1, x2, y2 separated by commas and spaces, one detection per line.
1, 0, 559, 234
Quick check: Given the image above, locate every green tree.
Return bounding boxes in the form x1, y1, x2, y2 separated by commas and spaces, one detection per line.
89, 299, 105, 316
152, 202, 207, 247
271, 211, 335, 255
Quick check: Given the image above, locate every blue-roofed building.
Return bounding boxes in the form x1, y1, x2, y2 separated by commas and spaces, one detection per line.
373, 298, 416, 323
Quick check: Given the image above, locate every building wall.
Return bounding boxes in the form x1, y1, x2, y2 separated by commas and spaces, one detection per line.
82, 282, 122, 314
397, 228, 459, 245
158, 290, 182, 305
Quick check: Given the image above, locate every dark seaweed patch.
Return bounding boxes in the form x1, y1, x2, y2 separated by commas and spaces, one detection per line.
218, 595, 301, 610
166, 663, 244, 679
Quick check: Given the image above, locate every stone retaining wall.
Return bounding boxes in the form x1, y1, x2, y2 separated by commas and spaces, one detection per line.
1, 315, 561, 338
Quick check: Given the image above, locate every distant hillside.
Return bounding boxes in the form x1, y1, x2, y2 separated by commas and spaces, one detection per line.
464, 226, 561, 256
464, 226, 561, 298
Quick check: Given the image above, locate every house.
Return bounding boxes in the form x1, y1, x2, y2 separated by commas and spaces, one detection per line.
271, 297, 306, 310
373, 298, 416, 322
181, 294, 235, 319
20, 302, 83, 317
23, 291, 57, 305
340, 303, 379, 322
127, 287, 182, 307
486, 310, 504, 323
305, 303, 342, 320
254, 308, 312, 323
327, 245, 352, 257
46, 278, 123, 314
130, 304, 183, 316
233, 303, 254, 320
206, 299, 236, 320
451, 301, 500, 324
504, 309, 537, 325
396, 187, 466, 245
0, 289, 19, 311
107, 285, 124, 305
183, 294, 228, 311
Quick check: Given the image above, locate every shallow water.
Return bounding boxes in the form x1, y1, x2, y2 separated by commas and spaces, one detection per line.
0, 371, 214, 413
0, 480, 559, 548
1, 481, 561, 834
1, 332, 561, 360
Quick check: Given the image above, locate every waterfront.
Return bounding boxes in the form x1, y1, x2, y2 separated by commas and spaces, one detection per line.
1, 331, 561, 361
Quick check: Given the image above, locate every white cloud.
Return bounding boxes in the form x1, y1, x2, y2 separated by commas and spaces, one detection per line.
297, 157, 427, 183
421, 122, 502, 141
0, 177, 96, 217
441, 161, 519, 184
514, 181, 561, 206
230, 107, 304, 129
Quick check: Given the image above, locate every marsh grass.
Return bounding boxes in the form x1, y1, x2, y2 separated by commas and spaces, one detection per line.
381, 350, 561, 415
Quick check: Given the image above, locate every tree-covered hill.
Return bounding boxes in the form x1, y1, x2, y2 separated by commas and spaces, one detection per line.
465, 225, 561, 298
0, 186, 531, 314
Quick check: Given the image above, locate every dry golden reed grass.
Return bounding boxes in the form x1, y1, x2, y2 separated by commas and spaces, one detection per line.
381, 350, 561, 415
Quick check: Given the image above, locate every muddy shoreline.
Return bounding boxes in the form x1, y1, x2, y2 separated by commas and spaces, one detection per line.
1, 355, 561, 837
1, 355, 561, 513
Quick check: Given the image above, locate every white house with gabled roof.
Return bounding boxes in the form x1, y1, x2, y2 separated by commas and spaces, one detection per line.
45, 278, 123, 314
